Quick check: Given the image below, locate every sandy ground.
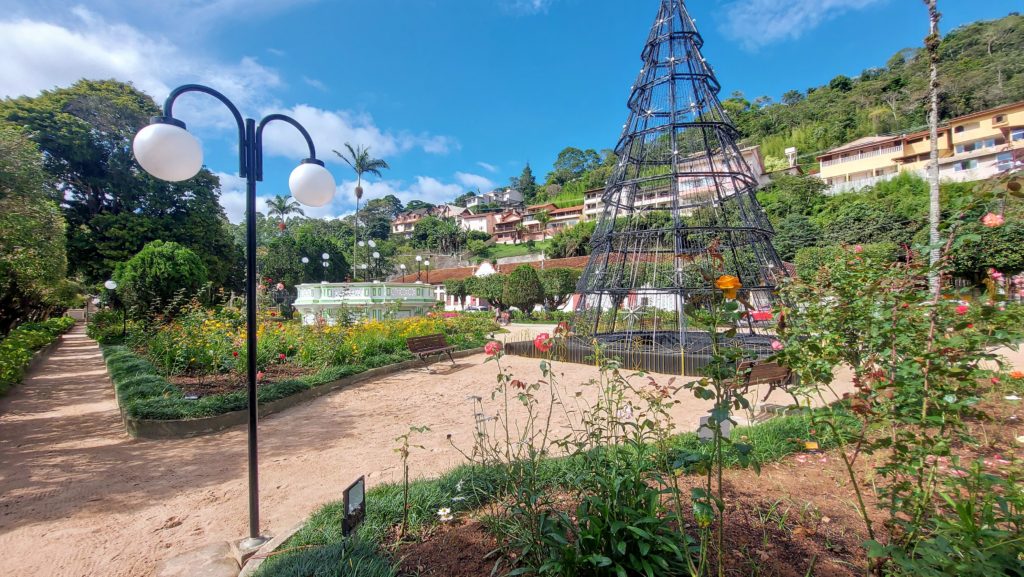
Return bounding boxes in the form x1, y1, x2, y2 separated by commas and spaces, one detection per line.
0, 323, 1018, 577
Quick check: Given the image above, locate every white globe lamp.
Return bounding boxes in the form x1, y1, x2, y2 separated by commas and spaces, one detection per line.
289, 161, 336, 208
133, 121, 203, 182
104, 280, 118, 291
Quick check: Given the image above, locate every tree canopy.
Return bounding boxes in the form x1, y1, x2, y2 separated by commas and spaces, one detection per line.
0, 79, 238, 286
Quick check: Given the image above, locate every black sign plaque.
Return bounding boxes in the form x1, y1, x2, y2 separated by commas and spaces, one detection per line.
342, 476, 366, 537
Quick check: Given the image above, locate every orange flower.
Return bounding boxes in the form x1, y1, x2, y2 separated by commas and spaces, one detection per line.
1011, 371, 1024, 380
715, 275, 742, 300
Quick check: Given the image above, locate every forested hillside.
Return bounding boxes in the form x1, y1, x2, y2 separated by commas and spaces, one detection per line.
724, 13, 1024, 167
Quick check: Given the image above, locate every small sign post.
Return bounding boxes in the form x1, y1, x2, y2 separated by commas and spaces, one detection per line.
342, 476, 366, 538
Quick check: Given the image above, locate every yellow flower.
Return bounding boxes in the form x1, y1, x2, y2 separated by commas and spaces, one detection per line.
715, 275, 741, 300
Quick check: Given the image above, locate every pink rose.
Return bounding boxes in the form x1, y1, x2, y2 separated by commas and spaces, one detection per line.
988, 268, 1004, 281
256, 371, 266, 382
982, 212, 1005, 228
770, 340, 784, 351
956, 304, 969, 315
484, 341, 502, 357
533, 333, 552, 353
853, 245, 863, 254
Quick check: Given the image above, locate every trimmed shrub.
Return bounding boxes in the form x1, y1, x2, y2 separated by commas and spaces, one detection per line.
114, 240, 208, 319
502, 265, 544, 314
0, 317, 75, 395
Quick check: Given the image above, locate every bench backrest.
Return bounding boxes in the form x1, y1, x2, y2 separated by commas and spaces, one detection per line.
406, 333, 449, 353
742, 361, 791, 386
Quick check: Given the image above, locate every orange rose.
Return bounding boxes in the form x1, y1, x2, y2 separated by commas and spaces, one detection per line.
1011, 371, 1024, 380
715, 275, 742, 300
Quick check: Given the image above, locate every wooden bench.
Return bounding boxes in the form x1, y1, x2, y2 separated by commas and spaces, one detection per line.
735, 360, 794, 402
406, 334, 456, 367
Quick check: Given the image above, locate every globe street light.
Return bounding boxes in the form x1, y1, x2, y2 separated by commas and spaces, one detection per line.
132, 83, 336, 547
104, 280, 125, 336
415, 255, 423, 282
424, 260, 431, 284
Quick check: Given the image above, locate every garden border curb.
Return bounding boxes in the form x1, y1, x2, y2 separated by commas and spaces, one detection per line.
121, 347, 485, 440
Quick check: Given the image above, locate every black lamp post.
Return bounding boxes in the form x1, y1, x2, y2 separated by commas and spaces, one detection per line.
132, 84, 336, 547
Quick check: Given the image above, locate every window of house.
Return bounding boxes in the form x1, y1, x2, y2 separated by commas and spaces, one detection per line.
994, 114, 1006, 124
954, 159, 978, 172
1012, 128, 1024, 142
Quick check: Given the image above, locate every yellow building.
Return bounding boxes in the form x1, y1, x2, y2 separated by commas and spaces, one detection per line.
817, 100, 1024, 194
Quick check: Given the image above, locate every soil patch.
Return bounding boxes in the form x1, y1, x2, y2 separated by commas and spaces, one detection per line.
390, 387, 1024, 577
168, 364, 313, 397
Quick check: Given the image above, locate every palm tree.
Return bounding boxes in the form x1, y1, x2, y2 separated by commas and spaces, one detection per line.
334, 143, 390, 259
924, 0, 941, 299
514, 223, 527, 245
266, 194, 304, 230
535, 210, 552, 242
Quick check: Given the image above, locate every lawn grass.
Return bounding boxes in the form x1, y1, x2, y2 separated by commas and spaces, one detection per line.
252, 406, 860, 577
476, 240, 551, 261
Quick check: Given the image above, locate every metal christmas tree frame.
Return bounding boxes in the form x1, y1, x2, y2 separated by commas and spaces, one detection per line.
516, 0, 788, 375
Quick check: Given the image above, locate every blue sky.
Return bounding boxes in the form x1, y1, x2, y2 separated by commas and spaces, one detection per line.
0, 0, 1019, 221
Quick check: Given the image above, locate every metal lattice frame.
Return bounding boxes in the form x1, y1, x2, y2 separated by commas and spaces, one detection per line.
570, 0, 787, 366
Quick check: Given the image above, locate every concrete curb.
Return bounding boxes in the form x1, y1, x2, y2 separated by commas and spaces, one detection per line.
122, 347, 485, 440
237, 523, 305, 577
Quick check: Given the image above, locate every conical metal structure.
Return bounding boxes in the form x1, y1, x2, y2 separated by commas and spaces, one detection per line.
570, 0, 787, 374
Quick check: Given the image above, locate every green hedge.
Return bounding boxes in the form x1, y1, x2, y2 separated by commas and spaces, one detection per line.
101, 346, 428, 421
793, 242, 899, 281
0, 317, 76, 395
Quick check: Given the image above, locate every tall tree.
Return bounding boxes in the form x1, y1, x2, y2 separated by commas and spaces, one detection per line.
266, 194, 305, 229
924, 0, 942, 298
0, 127, 68, 332
334, 143, 390, 260
0, 79, 237, 286
516, 164, 537, 201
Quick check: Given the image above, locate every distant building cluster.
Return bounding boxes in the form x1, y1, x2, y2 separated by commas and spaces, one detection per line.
817, 100, 1024, 194
388, 146, 779, 245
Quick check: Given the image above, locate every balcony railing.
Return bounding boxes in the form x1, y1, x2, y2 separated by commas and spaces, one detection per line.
821, 144, 904, 168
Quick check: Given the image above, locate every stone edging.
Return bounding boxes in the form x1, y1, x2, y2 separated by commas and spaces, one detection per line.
237, 522, 306, 577
121, 347, 485, 440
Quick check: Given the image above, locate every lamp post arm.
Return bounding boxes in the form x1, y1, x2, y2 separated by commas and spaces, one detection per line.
255, 114, 320, 181
162, 84, 248, 177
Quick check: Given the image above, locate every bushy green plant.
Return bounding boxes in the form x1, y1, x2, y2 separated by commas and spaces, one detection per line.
503, 265, 544, 315
776, 185, 1024, 577
793, 241, 898, 281
86, 309, 126, 344
114, 240, 209, 319
0, 316, 75, 394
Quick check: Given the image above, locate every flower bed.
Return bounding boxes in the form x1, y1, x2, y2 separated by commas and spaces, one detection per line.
0, 316, 76, 395
97, 308, 497, 421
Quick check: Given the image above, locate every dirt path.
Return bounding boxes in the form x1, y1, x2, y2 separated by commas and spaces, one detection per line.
0, 325, 1017, 577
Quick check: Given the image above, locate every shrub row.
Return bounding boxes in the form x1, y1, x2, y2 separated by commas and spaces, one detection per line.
102, 346, 427, 421
253, 408, 860, 577
0, 316, 76, 395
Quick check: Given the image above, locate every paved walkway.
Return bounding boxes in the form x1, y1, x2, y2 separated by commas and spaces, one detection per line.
0, 324, 1016, 577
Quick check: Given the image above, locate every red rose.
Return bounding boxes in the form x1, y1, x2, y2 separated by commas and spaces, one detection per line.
534, 333, 552, 353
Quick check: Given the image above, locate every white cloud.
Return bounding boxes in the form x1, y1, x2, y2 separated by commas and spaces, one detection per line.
219, 173, 472, 223
455, 172, 494, 191
502, 0, 555, 15
0, 8, 280, 128
719, 0, 886, 51
476, 161, 499, 173
259, 104, 456, 163
216, 172, 270, 224
0, 9, 454, 156
302, 75, 328, 91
